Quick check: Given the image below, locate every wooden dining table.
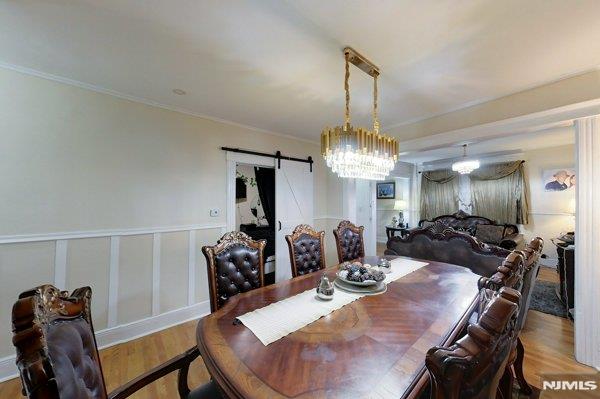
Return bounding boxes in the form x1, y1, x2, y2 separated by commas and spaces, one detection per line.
196, 256, 481, 398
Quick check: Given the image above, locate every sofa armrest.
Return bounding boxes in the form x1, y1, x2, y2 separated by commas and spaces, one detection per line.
500, 233, 525, 251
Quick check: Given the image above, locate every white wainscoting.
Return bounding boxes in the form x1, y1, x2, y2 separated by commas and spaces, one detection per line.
0, 223, 226, 382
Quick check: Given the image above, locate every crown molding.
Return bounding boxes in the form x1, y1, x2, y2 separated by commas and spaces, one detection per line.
383, 65, 600, 132
0, 62, 320, 146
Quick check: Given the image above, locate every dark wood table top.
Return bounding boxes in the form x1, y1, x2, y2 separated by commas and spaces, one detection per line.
196, 256, 480, 399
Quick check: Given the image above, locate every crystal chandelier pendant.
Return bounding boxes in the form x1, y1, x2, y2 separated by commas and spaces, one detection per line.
321, 48, 398, 180
451, 144, 480, 174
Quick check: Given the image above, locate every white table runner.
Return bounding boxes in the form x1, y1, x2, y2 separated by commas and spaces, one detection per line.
237, 258, 429, 345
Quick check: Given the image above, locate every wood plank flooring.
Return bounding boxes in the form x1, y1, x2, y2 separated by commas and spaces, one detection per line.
0, 265, 594, 398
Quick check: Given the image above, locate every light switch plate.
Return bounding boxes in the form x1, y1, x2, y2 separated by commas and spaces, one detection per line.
209, 209, 220, 217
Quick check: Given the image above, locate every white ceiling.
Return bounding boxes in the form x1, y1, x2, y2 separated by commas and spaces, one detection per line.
1, 1, 600, 141
401, 124, 575, 165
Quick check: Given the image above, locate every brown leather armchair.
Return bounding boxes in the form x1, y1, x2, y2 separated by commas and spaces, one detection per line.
202, 231, 266, 312
12, 285, 221, 399
426, 287, 521, 399
333, 220, 365, 263
285, 224, 326, 277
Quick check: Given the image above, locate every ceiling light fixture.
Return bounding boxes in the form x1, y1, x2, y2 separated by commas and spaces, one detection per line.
321, 47, 398, 180
451, 144, 480, 174
172, 89, 186, 95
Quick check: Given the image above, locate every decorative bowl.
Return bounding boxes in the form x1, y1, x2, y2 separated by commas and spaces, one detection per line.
336, 270, 385, 287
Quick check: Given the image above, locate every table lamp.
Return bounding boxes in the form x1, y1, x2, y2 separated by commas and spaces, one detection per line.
394, 200, 407, 227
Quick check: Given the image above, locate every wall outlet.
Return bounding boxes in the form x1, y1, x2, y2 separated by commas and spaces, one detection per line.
209, 209, 220, 217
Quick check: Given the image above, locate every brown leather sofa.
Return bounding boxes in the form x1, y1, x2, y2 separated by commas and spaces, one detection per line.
418, 210, 525, 250
385, 225, 510, 277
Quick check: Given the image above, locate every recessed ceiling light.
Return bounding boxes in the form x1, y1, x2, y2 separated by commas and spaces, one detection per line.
172, 89, 186, 95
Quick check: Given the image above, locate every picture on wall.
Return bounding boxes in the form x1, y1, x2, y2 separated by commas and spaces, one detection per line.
543, 168, 576, 192
376, 181, 395, 199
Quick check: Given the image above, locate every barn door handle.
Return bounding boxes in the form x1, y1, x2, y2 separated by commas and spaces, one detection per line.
278, 221, 282, 231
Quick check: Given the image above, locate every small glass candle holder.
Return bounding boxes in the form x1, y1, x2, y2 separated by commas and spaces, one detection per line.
377, 258, 392, 274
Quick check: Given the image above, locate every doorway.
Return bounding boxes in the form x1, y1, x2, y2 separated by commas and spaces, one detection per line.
235, 164, 276, 284
226, 150, 314, 284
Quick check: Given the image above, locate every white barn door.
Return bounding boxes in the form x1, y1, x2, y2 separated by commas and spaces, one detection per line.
275, 160, 314, 282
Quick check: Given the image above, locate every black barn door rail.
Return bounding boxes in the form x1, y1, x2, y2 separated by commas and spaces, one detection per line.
221, 147, 313, 172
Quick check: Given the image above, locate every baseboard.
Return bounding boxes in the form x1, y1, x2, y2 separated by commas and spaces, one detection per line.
0, 300, 210, 383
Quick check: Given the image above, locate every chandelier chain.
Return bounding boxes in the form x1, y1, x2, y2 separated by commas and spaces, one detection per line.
373, 73, 379, 134
344, 51, 350, 130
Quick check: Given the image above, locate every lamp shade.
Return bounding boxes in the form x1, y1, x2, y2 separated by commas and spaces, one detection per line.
394, 200, 406, 210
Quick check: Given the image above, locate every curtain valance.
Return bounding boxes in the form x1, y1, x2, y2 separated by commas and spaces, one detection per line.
421, 169, 458, 183
470, 160, 524, 180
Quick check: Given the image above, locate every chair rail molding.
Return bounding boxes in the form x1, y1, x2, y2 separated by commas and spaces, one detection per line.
0, 223, 225, 382
575, 115, 600, 369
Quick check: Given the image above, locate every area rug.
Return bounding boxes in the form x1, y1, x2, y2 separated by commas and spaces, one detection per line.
530, 280, 568, 319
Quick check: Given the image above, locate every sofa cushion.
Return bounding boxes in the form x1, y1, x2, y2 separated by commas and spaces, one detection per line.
475, 224, 505, 245
421, 220, 435, 229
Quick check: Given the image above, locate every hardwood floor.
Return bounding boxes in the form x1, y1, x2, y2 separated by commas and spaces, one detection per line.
0, 264, 594, 398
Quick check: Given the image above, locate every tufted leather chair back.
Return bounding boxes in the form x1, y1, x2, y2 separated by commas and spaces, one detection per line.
12, 285, 108, 399
426, 287, 521, 399
203, 231, 266, 312
333, 220, 365, 263
385, 227, 510, 278
285, 224, 326, 277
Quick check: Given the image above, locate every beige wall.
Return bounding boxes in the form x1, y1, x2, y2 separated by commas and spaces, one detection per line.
522, 144, 576, 260
389, 70, 600, 140
0, 67, 334, 358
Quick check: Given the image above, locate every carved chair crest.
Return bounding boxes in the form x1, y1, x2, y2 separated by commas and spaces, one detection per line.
479, 251, 525, 292
333, 220, 365, 263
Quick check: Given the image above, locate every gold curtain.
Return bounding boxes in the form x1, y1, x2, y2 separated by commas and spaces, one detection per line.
420, 169, 459, 220
470, 161, 529, 224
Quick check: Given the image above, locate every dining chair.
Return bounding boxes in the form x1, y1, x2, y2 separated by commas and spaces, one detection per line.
333, 220, 365, 263
513, 237, 544, 394
202, 231, 266, 312
426, 287, 521, 399
12, 285, 221, 399
285, 224, 326, 277
477, 239, 544, 396
478, 251, 525, 292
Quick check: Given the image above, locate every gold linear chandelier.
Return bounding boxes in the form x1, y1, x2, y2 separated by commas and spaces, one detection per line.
321, 47, 398, 180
